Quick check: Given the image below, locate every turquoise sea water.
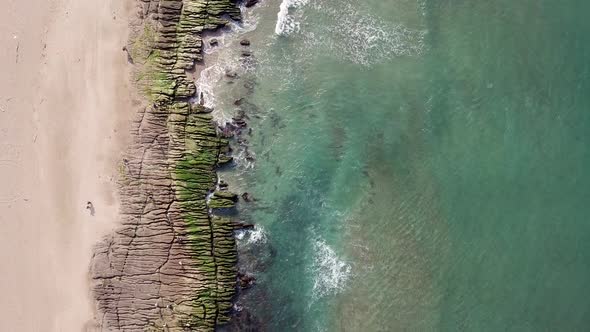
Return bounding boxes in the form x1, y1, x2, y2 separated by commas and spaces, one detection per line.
204, 0, 590, 330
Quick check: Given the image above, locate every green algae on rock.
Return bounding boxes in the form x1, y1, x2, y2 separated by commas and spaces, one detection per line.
90, 0, 244, 330
209, 190, 239, 209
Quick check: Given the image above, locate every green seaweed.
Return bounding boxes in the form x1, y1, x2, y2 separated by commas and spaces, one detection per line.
129, 0, 243, 328
172, 109, 237, 326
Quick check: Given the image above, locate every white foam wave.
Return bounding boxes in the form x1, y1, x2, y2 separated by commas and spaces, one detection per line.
310, 238, 351, 299
275, 0, 310, 35
195, 63, 240, 124
233, 148, 256, 170
304, 2, 427, 66
248, 225, 267, 244
196, 64, 223, 108
271, 0, 427, 66
195, 6, 260, 124
236, 225, 268, 245
203, 11, 260, 54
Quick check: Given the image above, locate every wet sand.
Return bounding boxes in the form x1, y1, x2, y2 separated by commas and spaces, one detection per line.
0, 0, 134, 330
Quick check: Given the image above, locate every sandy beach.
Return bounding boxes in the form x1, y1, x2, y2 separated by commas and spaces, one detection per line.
0, 0, 133, 330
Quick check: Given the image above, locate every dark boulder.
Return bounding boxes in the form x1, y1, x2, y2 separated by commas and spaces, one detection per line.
244, 0, 259, 8
232, 221, 255, 230
241, 192, 255, 202
238, 273, 256, 288
225, 70, 238, 79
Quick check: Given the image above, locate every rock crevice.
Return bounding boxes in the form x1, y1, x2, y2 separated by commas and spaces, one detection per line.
91, 0, 242, 330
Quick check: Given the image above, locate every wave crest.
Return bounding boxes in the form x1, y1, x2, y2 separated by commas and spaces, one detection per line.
236, 225, 268, 245
275, 0, 311, 35
310, 238, 351, 299
305, 2, 427, 66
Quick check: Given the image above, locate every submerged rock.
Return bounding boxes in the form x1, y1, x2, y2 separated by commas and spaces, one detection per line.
220, 122, 237, 138
240, 39, 251, 46
245, 151, 256, 162
243, 80, 256, 92
238, 273, 256, 288
241, 192, 255, 202
233, 118, 248, 128
225, 70, 239, 79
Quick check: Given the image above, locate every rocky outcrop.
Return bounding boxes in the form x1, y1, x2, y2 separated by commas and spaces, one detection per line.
209, 191, 239, 209
90, 0, 244, 331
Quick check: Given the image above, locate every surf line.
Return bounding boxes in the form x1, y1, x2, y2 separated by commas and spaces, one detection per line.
275, 0, 310, 35
195, 0, 264, 324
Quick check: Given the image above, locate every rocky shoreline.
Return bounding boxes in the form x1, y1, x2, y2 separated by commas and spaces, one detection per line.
90, 0, 254, 330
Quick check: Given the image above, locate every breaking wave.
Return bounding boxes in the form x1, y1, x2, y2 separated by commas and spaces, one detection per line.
275, 0, 311, 35
195, 8, 259, 123
310, 238, 351, 300
272, 0, 427, 66
196, 63, 224, 108
236, 225, 268, 245
304, 1, 427, 66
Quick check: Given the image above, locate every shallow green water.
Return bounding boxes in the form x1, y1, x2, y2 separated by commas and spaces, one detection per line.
208, 0, 590, 330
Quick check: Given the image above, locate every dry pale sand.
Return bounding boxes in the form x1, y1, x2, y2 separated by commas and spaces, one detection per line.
0, 0, 134, 330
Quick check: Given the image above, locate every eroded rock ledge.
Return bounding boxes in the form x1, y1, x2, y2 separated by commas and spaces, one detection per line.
91, 1, 243, 330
